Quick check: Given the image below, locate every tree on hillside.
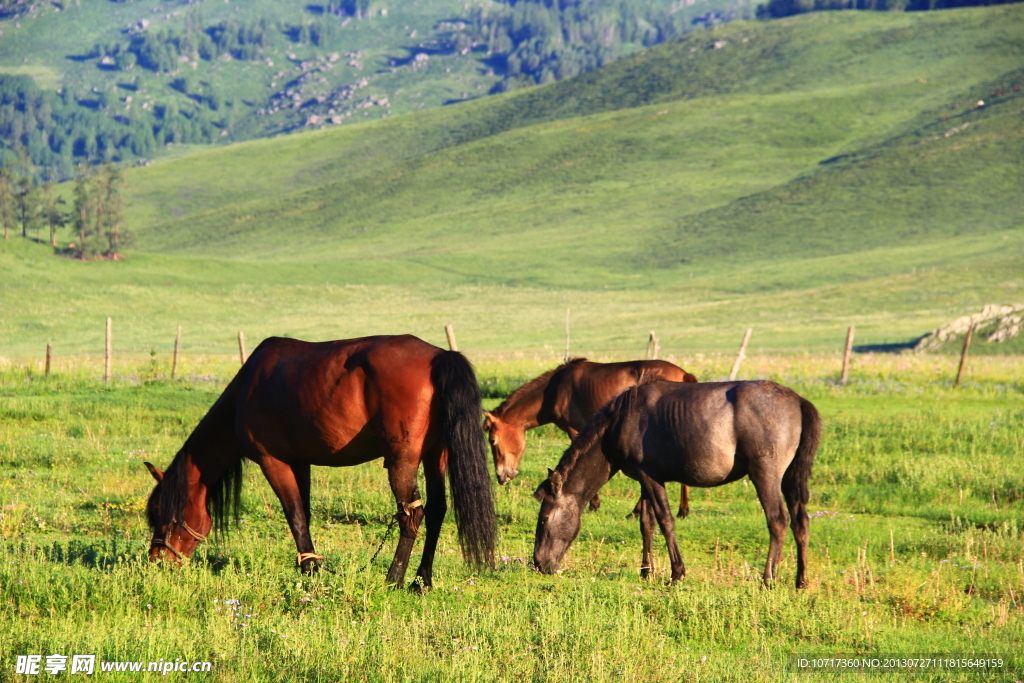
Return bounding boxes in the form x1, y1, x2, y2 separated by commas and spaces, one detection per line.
14, 172, 36, 239
11, 147, 36, 238
70, 163, 128, 259
38, 181, 67, 247
72, 165, 98, 258
99, 163, 128, 257
0, 168, 13, 241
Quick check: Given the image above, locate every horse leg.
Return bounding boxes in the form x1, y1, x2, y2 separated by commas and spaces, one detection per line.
750, 472, 789, 587
677, 484, 690, 519
783, 480, 809, 589
385, 458, 425, 588
638, 496, 657, 579
638, 475, 685, 582
412, 443, 447, 592
258, 457, 320, 574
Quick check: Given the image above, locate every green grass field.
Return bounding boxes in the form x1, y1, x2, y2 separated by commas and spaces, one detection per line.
0, 356, 1021, 681
1, 5, 1023, 679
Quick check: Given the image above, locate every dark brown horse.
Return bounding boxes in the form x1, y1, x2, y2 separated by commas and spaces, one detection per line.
533, 380, 820, 588
144, 335, 496, 589
483, 358, 697, 515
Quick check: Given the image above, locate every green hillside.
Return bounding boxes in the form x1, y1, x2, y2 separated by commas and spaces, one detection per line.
1, 6, 1022, 359
124, 7, 1024, 278
0, 0, 748, 176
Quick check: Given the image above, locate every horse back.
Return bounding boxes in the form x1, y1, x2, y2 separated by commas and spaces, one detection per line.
559, 359, 693, 430
234, 335, 441, 465
635, 381, 804, 487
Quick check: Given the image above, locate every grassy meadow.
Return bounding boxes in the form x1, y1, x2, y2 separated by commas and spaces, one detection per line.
0, 354, 1022, 681
1, 4, 1023, 680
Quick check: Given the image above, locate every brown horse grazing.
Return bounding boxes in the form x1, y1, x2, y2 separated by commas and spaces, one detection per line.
144, 335, 496, 589
533, 380, 821, 588
483, 358, 697, 515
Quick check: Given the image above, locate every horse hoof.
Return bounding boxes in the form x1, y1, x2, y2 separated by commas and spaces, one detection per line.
676, 507, 689, 519
299, 559, 322, 575
587, 502, 600, 512
408, 578, 431, 594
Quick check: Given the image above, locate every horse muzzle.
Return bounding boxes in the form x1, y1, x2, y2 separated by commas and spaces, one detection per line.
533, 556, 560, 575
148, 543, 184, 566
495, 467, 519, 485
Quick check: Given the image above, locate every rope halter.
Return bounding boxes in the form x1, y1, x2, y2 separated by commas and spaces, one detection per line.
150, 519, 207, 561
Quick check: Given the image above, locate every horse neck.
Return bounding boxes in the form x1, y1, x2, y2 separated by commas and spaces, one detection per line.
559, 440, 614, 508
496, 380, 549, 429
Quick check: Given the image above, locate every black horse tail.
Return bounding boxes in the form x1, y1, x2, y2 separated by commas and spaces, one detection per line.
783, 397, 821, 516
431, 350, 496, 570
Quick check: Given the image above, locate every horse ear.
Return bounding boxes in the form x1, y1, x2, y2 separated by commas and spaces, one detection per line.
549, 470, 563, 496
482, 410, 494, 427
144, 461, 164, 483
533, 484, 547, 502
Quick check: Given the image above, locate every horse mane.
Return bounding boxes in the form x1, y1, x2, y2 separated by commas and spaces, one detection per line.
635, 365, 664, 387
493, 358, 587, 416
550, 385, 638, 480
146, 439, 244, 536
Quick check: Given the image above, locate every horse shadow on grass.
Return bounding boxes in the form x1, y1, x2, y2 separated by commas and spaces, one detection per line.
38, 538, 236, 574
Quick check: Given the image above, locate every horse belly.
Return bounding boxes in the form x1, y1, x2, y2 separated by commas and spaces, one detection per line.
657, 434, 745, 488
318, 424, 382, 467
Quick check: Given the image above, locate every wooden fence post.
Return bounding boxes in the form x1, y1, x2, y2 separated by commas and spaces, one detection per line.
840, 326, 855, 385
647, 331, 659, 360
444, 324, 458, 352
728, 328, 752, 381
104, 317, 112, 384
954, 323, 975, 387
45, 342, 52, 376
172, 325, 182, 379
564, 308, 571, 363
238, 331, 247, 366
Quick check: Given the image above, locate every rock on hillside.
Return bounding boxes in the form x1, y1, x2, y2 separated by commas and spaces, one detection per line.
914, 304, 1024, 352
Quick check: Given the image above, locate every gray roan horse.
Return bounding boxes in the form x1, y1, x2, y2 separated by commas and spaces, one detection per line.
533, 380, 821, 587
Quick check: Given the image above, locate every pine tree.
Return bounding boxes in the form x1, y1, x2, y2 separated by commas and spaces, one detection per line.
72, 164, 97, 259
15, 173, 35, 239
39, 181, 67, 247
0, 168, 13, 241
99, 163, 127, 257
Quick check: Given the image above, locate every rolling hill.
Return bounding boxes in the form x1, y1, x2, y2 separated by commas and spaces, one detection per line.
1, 5, 1022, 360
0, 0, 750, 175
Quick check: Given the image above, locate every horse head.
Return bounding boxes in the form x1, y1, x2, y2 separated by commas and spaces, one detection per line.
482, 410, 527, 485
532, 468, 582, 574
144, 460, 209, 566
